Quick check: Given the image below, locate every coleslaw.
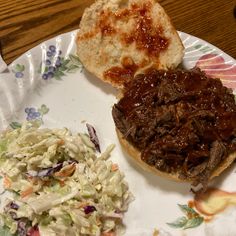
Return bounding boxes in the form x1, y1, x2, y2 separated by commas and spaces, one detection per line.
0, 122, 133, 236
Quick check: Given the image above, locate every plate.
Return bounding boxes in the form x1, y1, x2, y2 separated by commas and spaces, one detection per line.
0, 31, 236, 236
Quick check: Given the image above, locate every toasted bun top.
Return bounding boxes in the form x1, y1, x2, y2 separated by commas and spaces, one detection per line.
76, 0, 184, 88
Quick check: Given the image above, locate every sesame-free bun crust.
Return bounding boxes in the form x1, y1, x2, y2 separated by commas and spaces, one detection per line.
117, 129, 236, 182
76, 0, 184, 88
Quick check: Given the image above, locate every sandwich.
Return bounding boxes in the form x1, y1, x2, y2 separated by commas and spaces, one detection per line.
112, 68, 236, 189
76, 0, 236, 190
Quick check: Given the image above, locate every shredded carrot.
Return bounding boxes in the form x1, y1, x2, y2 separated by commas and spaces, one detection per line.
42, 180, 51, 186
57, 139, 65, 145
59, 180, 65, 187
27, 176, 39, 185
54, 164, 76, 177
3, 176, 12, 189
101, 232, 116, 236
111, 164, 119, 172
27, 176, 33, 181
75, 202, 88, 209
20, 187, 34, 198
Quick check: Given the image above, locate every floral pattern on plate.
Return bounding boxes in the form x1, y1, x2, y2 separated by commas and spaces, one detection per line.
194, 44, 212, 54
12, 64, 25, 78
10, 104, 49, 129
195, 53, 236, 90
40, 45, 83, 80
167, 204, 204, 230
25, 104, 49, 121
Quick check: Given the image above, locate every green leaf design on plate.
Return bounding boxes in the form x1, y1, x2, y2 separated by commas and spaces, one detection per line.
62, 59, 70, 66
38, 104, 49, 115
38, 63, 43, 73
39, 46, 83, 80
0, 226, 16, 236
69, 54, 82, 66
44, 66, 49, 73
194, 44, 202, 50
34, 119, 43, 126
167, 216, 188, 228
194, 44, 212, 53
10, 122, 22, 129
178, 204, 197, 215
67, 64, 80, 73
54, 76, 62, 80
54, 70, 65, 80
183, 217, 204, 230
201, 46, 212, 53
15, 64, 25, 72
59, 65, 68, 72
167, 203, 204, 230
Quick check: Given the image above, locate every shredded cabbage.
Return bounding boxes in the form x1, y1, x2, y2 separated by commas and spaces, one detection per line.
0, 122, 133, 236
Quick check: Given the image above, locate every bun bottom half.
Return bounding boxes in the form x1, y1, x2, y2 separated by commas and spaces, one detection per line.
116, 129, 236, 182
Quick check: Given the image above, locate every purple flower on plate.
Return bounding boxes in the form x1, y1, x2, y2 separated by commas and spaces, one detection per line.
24, 105, 49, 122
42, 73, 49, 80
47, 71, 54, 79
40, 45, 83, 80
55, 57, 62, 67
12, 64, 25, 78
25, 107, 40, 121
15, 72, 24, 78
10, 105, 49, 129
48, 66, 56, 72
47, 51, 53, 57
49, 45, 56, 52
47, 45, 56, 58
46, 59, 51, 66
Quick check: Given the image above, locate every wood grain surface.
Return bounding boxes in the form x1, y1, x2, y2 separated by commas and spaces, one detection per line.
0, 0, 236, 64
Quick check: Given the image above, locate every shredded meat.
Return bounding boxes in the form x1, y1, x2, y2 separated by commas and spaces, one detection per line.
112, 68, 236, 189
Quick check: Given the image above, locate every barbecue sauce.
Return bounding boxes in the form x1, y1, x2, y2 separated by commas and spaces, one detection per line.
112, 68, 236, 186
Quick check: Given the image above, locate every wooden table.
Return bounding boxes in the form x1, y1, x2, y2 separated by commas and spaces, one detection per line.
1, 0, 236, 64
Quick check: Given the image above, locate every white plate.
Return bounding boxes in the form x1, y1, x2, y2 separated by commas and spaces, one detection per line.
1, 31, 236, 236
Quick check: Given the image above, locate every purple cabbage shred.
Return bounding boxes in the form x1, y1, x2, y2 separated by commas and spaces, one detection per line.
68, 159, 78, 164
9, 211, 18, 220
4, 201, 19, 213
9, 202, 19, 210
86, 123, 101, 153
17, 219, 28, 236
27, 163, 63, 178
84, 205, 97, 214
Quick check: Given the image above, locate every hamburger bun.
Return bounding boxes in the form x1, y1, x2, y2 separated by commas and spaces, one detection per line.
117, 128, 236, 182
76, 0, 184, 88
112, 69, 236, 189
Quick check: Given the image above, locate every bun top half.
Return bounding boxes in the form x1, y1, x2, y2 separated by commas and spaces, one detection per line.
76, 0, 184, 88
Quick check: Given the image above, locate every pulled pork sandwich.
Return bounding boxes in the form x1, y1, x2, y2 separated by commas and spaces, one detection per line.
112, 68, 236, 189
76, 0, 236, 190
